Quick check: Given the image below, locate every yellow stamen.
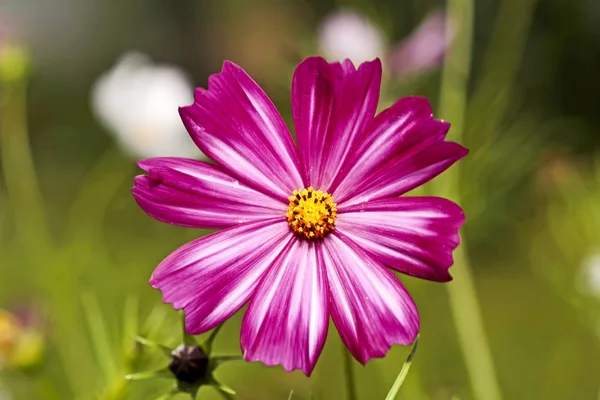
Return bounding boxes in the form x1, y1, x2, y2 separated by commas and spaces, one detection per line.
286, 186, 337, 240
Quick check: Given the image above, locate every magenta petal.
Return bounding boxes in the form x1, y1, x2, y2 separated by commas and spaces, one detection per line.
151, 220, 292, 334
337, 197, 464, 282
241, 240, 329, 376
292, 56, 381, 190
132, 158, 286, 229
323, 233, 419, 364
180, 61, 303, 202
332, 97, 468, 206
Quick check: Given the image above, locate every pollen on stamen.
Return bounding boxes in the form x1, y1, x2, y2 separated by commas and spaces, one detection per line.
286, 186, 337, 240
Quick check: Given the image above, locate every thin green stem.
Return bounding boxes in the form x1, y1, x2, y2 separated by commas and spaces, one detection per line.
384, 335, 419, 400
341, 344, 357, 400
438, 0, 502, 399
0, 82, 52, 255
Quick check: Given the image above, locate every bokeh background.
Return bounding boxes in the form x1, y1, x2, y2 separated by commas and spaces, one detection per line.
1, 0, 600, 399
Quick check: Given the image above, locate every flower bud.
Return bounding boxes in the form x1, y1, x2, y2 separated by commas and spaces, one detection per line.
168, 344, 209, 385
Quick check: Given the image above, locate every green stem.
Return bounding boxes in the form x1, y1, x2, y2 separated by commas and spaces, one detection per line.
341, 344, 357, 400
384, 335, 419, 400
438, 0, 502, 399
0, 82, 52, 255
466, 0, 539, 146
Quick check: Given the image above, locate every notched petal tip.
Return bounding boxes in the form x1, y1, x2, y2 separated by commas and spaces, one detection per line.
355, 57, 382, 69
192, 88, 206, 102
136, 158, 153, 172
445, 141, 470, 164
350, 315, 420, 365
177, 104, 195, 123
242, 354, 316, 377
222, 59, 241, 70
395, 96, 434, 118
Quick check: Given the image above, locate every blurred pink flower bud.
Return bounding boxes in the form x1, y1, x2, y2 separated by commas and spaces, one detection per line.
318, 10, 385, 65
388, 11, 454, 78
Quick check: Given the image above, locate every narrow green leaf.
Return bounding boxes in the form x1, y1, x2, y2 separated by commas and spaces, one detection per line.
134, 336, 172, 357
211, 355, 242, 370
287, 389, 294, 400
122, 295, 139, 358
202, 324, 224, 354
142, 303, 170, 340
384, 335, 419, 400
125, 367, 171, 381
81, 292, 118, 382
212, 379, 236, 396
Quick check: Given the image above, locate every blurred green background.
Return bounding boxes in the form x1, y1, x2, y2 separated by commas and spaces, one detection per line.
1, 0, 600, 399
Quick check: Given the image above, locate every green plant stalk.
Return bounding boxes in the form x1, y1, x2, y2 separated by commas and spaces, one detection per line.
438, 0, 502, 399
0, 80, 93, 397
466, 0, 539, 146
384, 335, 419, 400
341, 344, 357, 400
0, 82, 52, 255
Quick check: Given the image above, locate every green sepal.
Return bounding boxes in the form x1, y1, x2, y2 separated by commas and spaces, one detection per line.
211, 378, 236, 396
125, 366, 172, 381
210, 355, 243, 370
201, 323, 224, 355
134, 336, 172, 357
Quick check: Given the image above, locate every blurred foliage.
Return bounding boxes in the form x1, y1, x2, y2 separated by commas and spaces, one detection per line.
1, 0, 600, 399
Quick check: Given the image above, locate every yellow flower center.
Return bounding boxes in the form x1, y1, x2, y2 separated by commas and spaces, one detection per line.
286, 187, 337, 240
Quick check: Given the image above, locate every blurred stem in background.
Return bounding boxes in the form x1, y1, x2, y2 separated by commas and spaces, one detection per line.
0, 45, 86, 396
466, 0, 539, 148
437, 0, 502, 399
66, 148, 132, 268
0, 46, 52, 257
1, 43, 134, 398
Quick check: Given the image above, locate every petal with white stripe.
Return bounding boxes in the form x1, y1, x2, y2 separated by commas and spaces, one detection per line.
323, 233, 419, 364
241, 239, 329, 376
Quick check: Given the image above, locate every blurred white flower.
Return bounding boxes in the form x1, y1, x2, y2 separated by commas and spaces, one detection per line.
318, 10, 385, 65
579, 253, 600, 298
91, 52, 200, 159
388, 11, 454, 78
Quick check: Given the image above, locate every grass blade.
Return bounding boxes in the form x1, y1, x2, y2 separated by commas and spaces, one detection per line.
81, 291, 118, 383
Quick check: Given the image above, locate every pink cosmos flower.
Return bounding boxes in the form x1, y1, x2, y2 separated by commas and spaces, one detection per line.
133, 56, 467, 375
